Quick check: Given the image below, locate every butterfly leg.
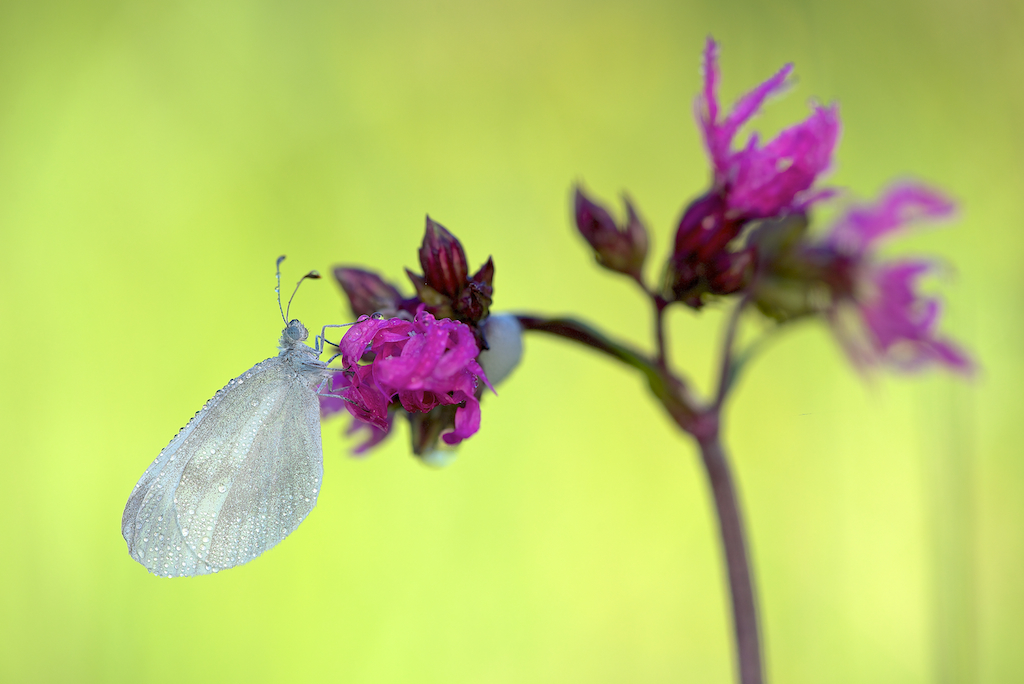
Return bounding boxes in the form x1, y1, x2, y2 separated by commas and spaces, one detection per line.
316, 323, 356, 355
315, 374, 352, 403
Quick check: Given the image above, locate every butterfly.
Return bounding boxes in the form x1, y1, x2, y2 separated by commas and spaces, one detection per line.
121, 258, 348, 577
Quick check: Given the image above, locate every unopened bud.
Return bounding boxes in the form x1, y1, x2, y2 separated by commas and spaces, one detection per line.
574, 187, 648, 280
419, 216, 469, 299
709, 248, 757, 295
333, 267, 404, 316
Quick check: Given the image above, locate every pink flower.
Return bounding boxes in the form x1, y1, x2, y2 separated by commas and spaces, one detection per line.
345, 415, 393, 455
822, 184, 971, 373
824, 183, 955, 254
696, 37, 840, 219
669, 38, 840, 307
326, 308, 491, 446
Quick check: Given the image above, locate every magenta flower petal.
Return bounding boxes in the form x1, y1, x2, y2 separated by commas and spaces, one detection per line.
318, 371, 349, 418
842, 260, 972, 373
334, 306, 491, 446
346, 415, 393, 455
340, 315, 400, 366
443, 392, 481, 446
340, 365, 391, 431
433, 321, 482, 378
376, 322, 448, 388
827, 183, 956, 254
697, 37, 794, 173
728, 104, 840, 217
695, 38, 838, 221
804, 183, 971, 375
396, 389, 441, 413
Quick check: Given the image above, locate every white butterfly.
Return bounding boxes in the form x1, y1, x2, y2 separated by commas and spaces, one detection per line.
122, 259, 346, 577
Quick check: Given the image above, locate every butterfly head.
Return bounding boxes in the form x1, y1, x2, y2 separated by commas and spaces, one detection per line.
281, 319, 309, 347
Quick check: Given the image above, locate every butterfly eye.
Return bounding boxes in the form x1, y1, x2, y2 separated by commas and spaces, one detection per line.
285, 320, 309, 342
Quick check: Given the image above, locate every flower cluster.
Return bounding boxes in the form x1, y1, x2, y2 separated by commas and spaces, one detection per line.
323, 217, 521, 458
324, 37, 971, 462
575, 37, 968, 374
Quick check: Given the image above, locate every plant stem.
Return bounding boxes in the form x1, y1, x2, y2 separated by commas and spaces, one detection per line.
654, 296, 669, 369
698, 430, 763, 684
714, 295, 749, 410
515, 313, 763, 684
514, 315, 696, 427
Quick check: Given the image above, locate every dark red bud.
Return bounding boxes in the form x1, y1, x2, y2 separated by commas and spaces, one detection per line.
709, 248, 757, 295
574, 186, 648, 279
623, 198, 649, 269
405, 268, 452, 309
454, 257, 494, 325
674, 191, 726, 259
575, 187, 618, 243
471, 256, 495, 288
455, 280, 493, 325
419, 216, 469, 299
333, 267, 404, 317
674, 190, 747, 262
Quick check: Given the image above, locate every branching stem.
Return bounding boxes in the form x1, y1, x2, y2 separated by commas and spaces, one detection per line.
515, 311, 763, 684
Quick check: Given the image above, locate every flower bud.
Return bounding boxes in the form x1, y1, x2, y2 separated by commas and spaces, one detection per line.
708, 247, 756, 295
406, 219, 494, 330
673, 190, 730, 261
454, 257, 495, 325
574, 187, 648, 280
419, 216, 469, 299
333, 267, 404, 316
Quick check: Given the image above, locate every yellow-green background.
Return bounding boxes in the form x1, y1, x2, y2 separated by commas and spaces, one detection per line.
1, 0, 1019, 682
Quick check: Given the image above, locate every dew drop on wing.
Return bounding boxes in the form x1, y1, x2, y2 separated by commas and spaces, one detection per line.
121, 318, 328, 577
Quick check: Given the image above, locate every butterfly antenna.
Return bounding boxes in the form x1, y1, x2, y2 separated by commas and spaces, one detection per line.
275, 255, 288, 325
286, 269, 322, 321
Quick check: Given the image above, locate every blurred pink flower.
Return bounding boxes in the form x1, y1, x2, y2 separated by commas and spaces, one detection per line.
696, 37, 840, 219
822, 184, 971, 373
670, 38, 840, 306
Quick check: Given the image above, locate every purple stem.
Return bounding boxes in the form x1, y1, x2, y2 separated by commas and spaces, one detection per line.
515, 313, 763, 684
698, 430, 763, 684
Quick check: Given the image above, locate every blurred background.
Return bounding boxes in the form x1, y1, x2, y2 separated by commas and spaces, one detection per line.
1, 0, 1020, 682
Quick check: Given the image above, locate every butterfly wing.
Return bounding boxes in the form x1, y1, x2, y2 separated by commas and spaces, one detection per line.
122, 356, 324, 577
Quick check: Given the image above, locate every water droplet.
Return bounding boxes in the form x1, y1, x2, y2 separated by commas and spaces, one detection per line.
181, 529, 189, 537
218, 485, 226, 493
